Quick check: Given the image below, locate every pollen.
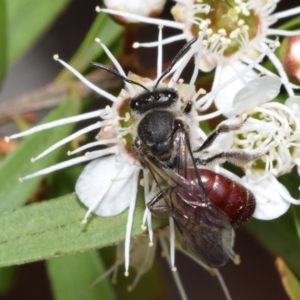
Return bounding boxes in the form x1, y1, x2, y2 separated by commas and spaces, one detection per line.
53, 54, 59, 61
124, 112, 130, 122
4, 136, 10, 143
218, 29, 227, 36
132, 42, 140, 49
31, 157, 35, 163
104, 125, 111, 132
230, 29, 241, 39
206, 28, 213, 36
238, 19, 245, 26
124, 271, 129, 277
202, 40, 208, 46
120, 90, 127, 98
95, 38, 101, 43
233, 254, 241, 265
270, 40, 280, 49
113, 117, 120, 126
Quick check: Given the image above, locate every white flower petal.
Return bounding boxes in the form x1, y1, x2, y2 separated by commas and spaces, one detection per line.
232, 76, 281, 114
206, 132, 234, 151
244, 177, 290, 220
285, 96, 300, 106
75, 155, 138, 216
285, 96, 300, 117
214, 61, 258, 118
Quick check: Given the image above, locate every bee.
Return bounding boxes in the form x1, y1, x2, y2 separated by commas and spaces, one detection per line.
132, 115, 257, 268
90, 38, 261, 268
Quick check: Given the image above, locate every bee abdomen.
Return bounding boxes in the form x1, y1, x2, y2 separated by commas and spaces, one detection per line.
199, 169, 256, 226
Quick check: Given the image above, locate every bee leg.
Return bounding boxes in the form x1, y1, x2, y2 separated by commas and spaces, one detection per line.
132, 137, 148, 168
195, 149, 265, 167
194, 117, 246, 153
147, 190, 171, 218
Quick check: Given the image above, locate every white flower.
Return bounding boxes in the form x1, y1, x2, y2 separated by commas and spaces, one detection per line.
103, 0, 167, 23
98, 0, 300, 108
7, 21, 289, 282
214, 75, 300, 220
5, 29, 207, 276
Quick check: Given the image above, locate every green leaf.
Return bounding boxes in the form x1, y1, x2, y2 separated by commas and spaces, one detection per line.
46, 251, 116, 300
0, 266, 17, 295
0, 192, 166, 267
279, 14, 300, 31
0, 0, 7, 86
0, 96, 82, 213
6, 0, 71, 64
292, 206, 300, 242
56, 13, 123, 83
276, 257, 300, 300
246, 209, 300, 278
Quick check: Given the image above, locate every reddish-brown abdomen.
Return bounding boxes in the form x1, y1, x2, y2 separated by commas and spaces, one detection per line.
198, 169, 255, 226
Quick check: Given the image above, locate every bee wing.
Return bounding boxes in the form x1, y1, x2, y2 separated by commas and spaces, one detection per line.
173, 129, 208, 199
171, 189, 233, 268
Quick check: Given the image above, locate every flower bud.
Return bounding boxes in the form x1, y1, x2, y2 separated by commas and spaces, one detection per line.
280, 36, 300, 84
103, 0, 167, 24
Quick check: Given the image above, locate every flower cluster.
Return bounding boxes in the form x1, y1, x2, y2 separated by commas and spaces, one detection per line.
6, 0, 300, 298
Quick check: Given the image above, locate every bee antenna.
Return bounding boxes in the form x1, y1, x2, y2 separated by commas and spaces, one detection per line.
154, 37, 198, 89
89, 62, 150, 92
